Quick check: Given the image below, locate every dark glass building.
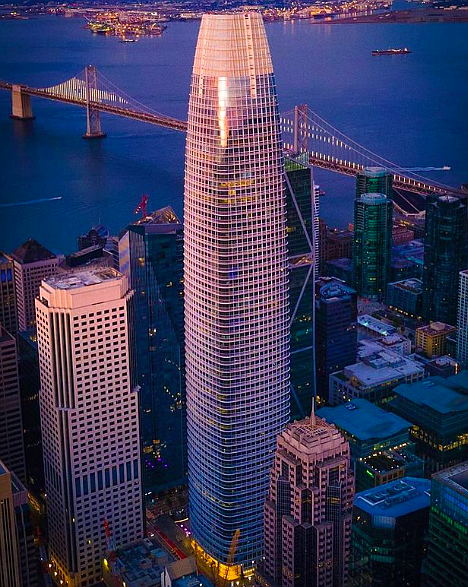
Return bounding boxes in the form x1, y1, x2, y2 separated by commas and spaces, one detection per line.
356, 166, 393, 200
119, 206, 185, 498
424, 462, 468, 587
0, 251, 18, 337
353, 193, 393, 300
285, 159, 315, 419
422, 194, 468, 326
351, 477, 430, 587
315, 277, 357, 402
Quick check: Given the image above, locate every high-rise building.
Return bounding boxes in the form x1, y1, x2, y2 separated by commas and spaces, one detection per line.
457, 270, 468, 368
391, 371, 468, 474
285, 158, 315, 419
184, 13, 289, 571
353, 193, 393, 300
351, 477, 430, 587
0, 459, 39, 587
424, 462, 468, 587
119, 206, 186, 495
263, 414, 354, 587
36, 269, 143, 587
11, 238, 59, 331
0, 251, 18, 337
0, 325, 26, 483
422, 194, 468, 325
356, 166, 393, 200
315, 278, 357, 402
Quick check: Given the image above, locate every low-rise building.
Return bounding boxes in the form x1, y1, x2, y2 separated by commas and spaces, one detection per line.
329, 347, 425, 406
318, 399, 423, 491
391, 372, 468, 474
359, 335, 411, 357
351, 478, 431, 587
386, 278, 423, 319
416, 321, 456, 359
357, 314, 397, 340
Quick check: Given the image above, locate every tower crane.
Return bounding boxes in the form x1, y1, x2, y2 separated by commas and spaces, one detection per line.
218, 529, 240, 587
134, 194, 149, 218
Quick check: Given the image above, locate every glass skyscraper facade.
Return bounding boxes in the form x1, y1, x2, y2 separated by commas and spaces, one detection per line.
184, 13, 289, 571
356, 166, 393, 200
353, 192, 393, 300
119, 207, 186, 497
422, 194, 468, 326
285, 159, 315, 420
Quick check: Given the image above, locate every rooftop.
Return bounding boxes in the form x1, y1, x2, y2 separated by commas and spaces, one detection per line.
388, 278, 422, 293
394, 371, 468, 414
282, 413, 346, 455
355, 477, 431, 518
45, 268, 121, 290
11, 238, 56, 264
362, 447, 421, 475
417, 321, 456, 336
132, 205, 181, 228
360, 166, 388, 178
434, 462, 468, 495
358, 315, 396, 337
359, 192, 389, 205
0, 251, 12, 264
319, 281, 355, 300
318, 399, 411, 443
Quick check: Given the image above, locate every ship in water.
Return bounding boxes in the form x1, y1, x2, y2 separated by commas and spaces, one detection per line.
372, 48, 411, 55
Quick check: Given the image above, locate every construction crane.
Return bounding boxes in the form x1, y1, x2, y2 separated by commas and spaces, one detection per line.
134, 194, 149, 218
218, 529, 240, 587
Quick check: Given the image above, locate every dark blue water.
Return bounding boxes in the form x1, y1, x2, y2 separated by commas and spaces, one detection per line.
1, 16, 467, 253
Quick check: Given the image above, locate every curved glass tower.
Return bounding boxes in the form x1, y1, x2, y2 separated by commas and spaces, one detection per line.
184, 12, 290, 570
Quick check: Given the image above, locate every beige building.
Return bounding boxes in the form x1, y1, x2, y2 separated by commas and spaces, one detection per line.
416, 321, 456, 358
36, 268, 143, 587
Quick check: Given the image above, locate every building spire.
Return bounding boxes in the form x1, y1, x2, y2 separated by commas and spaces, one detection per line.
310, 397, 316, 428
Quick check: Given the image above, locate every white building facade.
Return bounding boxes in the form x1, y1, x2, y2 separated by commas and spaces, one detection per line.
36, 269, 143, 587
184, 12, 290, 570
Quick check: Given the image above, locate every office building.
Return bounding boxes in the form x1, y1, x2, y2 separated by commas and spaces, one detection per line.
391, 372, 468, 473
416, 321, 456, 358
263, 414, 354, 587
353, 193, 393, 300
392, 222, 414, 246
315, 278, 357, 402
78, 224, 109, 250
18, 330, 44, 500
351, 478, 430, 587
0, 459, 39, 587
422, 194, 468, 325
326, 257, 354, 284
36, 269, 143, 587
457, 269, 468, 368
318, 399, 423, 491
425, 355, 459, 378
356, 166, 393, 200
285, 158, 315, 419
425, 462, 468, 587
386, 278, 423, 319
0, 325, 26, 483
11, 238, 59, 331
119, 206, 186, 495
0, 250, 18, 336
329, 344, 424, 406
184, 13, 289, 571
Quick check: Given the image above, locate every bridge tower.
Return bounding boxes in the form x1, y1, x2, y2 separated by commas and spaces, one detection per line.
11, 85, 34, 120
293, 103, 309, 154
83, 65, 106, 140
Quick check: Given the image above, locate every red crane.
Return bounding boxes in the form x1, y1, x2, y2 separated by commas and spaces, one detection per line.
134, 194, 149, 218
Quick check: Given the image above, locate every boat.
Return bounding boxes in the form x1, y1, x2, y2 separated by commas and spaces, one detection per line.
372, 48, 411, 55
120, 37, 138, 43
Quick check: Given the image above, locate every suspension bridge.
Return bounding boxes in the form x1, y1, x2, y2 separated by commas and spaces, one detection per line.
0, 65, 462, 213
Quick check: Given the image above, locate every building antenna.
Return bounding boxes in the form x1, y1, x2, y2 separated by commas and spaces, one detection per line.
310, 397, 316, 428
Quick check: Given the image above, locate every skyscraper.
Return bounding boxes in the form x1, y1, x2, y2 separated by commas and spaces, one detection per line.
422, 194, 468, 325
36, 269, 143, 587
457, 270, 468, 368
0, 251, 18, 337
119, 206, 185, 496
315, 278, 357, 402
263, 414, 354, 587
425, 462, 468, 587
184, 13, 289, 572
0, 325, 26, 483
356, 166, 393, 200
0, 459, 39, 587
353, 192, 393, 300
11, 238, 59, 331
285, 158, 315, 420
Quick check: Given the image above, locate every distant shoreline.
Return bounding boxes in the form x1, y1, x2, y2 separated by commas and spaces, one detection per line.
313, 7, 468, 24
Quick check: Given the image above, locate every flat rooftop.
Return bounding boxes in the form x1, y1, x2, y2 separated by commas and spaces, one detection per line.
358, 315, 396, 337
394, 371, 468, 414
362, 447, 421, 474
318, 399, 411, 443
355, 477, 431, 518
45, 268, 121, 290
388, 278, 422, 293
417, 321, 456, 336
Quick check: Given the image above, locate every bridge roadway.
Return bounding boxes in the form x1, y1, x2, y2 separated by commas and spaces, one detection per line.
0, 80, 461, 199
